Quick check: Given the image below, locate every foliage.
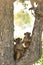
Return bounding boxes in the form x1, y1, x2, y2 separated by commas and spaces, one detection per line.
14, 10, 32, 27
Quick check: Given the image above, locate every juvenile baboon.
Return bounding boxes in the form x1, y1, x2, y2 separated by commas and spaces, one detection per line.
23, 32, 31, 48
14, 38, 25, 60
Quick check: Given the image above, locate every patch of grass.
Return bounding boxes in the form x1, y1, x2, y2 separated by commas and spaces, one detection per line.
37, 49, 43, 65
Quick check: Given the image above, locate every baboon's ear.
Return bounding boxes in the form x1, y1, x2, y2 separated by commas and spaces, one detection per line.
20, 38, 22, 41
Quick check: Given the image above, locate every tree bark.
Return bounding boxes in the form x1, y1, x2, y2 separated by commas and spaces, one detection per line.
0, 0, 15, 65
39, 1, 43, 31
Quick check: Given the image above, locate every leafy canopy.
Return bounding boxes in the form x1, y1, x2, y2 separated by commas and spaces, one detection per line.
14, 10, 32, 27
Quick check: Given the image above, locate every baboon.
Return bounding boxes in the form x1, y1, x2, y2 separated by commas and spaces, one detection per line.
14, 38, 25, 60
23, 32, 31, 48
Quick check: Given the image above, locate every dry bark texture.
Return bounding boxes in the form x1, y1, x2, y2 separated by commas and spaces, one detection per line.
0, 0, 15, 65
0, 0, 43, 65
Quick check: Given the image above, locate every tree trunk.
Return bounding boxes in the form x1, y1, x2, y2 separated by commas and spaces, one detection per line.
0, 0, 15, 65
39, 1, 43, 31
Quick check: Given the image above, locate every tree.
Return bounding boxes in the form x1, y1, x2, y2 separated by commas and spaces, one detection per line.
0, 0, 15, 65
0, 0, 43, 65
